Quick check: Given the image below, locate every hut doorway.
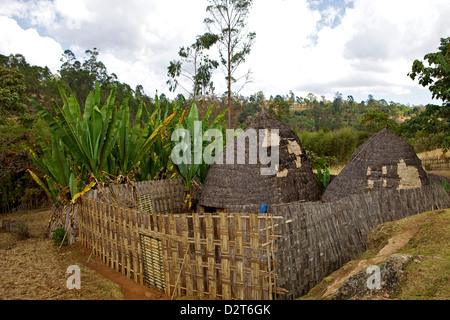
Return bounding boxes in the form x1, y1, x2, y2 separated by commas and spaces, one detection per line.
199, 206, 225, 213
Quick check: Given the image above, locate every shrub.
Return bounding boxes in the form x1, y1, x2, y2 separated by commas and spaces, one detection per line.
17, 221, 30, 239
298, 127, 359, 165
51, 228, 68, 246
442, 181, 450, 194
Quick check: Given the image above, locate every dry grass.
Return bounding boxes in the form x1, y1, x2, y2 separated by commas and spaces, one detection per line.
0, 208, 168, 300
0, 209, 124, 300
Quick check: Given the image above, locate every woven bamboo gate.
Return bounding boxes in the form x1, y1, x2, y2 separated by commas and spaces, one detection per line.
78, 196, 284, 300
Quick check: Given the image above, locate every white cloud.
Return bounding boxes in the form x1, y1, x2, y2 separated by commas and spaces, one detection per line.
241, 0, 322, 96
0, 15, 62, 71
0, 0, 449, 105
250, 0, 450, 103
53, 0, 93, 30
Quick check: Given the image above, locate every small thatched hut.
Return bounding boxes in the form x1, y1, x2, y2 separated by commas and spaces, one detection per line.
322, 126, 430, 202
199, 111, 321, 213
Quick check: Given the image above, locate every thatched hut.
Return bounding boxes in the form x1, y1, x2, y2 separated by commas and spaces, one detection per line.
322, 126, 430, 202
199, 111, 321, 213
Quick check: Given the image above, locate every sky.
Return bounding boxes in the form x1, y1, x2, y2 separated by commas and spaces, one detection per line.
0, 0, 449, 106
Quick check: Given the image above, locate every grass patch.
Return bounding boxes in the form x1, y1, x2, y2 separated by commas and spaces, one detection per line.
394, 210, 450, 300
298, 209, 450, 300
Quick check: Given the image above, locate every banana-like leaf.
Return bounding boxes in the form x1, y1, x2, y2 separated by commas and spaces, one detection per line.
29, 98, 91, 169
27, 169, 55, 202
136, 112, 176, 164
71, 181, 96, 204
69, 173, 77, 199
30, 84, 124, 180
210, 108, 228, 129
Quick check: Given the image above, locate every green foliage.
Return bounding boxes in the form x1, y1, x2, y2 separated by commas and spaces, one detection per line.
0, 122, 48, 213
287, 92, 414, 134
405, 37, 450, 152
135, 96, 180, 181
441, 180, 450, 194
171, 102, 227, 211
172, 102, 228, 192
0, 53, 59, 112
196, 104, 228, 184
51, 228, 68, 246
167, 33, 219, 98
27, 133, 84, 205
204, 0, 256, 126
59, 48, 117, 104
314, 157, 331, 192
298, 127, 359, 165
268, 95, 290, 122
28, 83, 176, 206
361, 111, 400, 134
408, 37, 450, 103
29, 83, 123, 180
400, 103, 449, 152
17, 221, 30, 239
0, 66, 27, 123
115, 94, 176, 177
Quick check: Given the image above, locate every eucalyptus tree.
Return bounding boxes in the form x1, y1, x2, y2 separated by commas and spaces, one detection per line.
59, 48, 117, 104
204, 0, 256, 128
167, 33, 219, 100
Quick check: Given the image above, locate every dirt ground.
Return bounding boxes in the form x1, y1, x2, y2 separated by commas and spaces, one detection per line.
0, 208, 170, 300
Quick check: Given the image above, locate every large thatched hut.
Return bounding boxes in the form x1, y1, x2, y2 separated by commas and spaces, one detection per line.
322, 126, 430, 202
199, 111, 321, 213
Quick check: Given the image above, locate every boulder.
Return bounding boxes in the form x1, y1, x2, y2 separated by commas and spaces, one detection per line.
333, 253, 413, 300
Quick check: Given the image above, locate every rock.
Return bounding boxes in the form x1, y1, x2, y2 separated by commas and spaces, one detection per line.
333, 253, 413, 300
1, 219, 30, 238
2, 219, 17, 232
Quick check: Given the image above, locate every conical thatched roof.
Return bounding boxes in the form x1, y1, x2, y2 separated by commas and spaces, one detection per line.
322, 126, 430, 202
199, 111, 321, 212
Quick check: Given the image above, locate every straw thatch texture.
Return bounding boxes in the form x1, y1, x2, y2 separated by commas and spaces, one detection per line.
200, 112, 321, 212
323, 127, 430, 202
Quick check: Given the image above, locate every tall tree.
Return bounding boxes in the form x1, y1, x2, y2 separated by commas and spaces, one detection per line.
59, 48, 117, 104
204, 0, 256, 128
167, 33, 219, 99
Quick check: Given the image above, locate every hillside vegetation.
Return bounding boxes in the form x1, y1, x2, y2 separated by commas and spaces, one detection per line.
300, 209, 450, 300
0, 37, 448, 213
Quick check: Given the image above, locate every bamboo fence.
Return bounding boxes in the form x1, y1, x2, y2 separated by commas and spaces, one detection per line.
422, 157, 450, 170
78, 196, 284, 300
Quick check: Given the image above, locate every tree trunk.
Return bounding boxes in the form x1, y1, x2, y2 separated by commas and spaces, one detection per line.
47, 204, 79, 245
227, 30, 232, 129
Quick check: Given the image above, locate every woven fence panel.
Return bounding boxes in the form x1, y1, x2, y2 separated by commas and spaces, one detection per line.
84, 179, 192, 213
78, 195, 283, 300
271, 184, 450, 299
137, 179, 186, 213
